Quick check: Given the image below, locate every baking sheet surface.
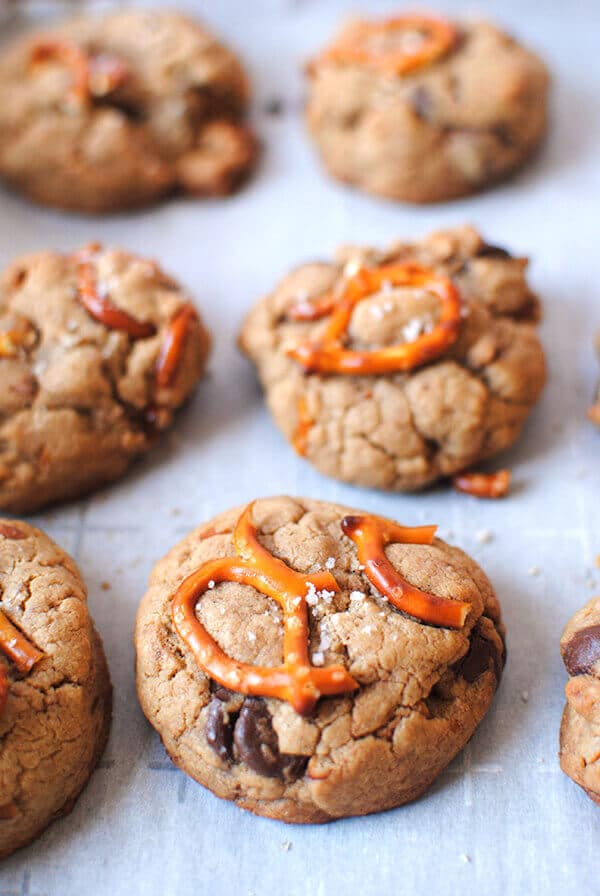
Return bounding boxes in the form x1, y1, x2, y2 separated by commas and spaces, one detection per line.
1, 1, 599, 894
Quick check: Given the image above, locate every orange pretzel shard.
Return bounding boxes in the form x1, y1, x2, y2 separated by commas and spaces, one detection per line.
341, 514, 469, 629
0, 609, 43, 715
73, 245, 198, 394
453, 470, 511, 499
287, 263, 462, 376
322, 15, 458, 77
29, 39, 128, 106
172, 503, 358, 716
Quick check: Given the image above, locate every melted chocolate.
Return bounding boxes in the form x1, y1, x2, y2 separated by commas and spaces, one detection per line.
233, 698, 307, 782
206, 698, 234, 762
476, 244, 512, 260
563, 625, 600, 676
455, 625, 504, 683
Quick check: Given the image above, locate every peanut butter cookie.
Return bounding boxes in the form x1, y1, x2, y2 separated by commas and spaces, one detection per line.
306, 14, 549, 202
0, 244, 210, 513
0, 520, 111, 858
560, 597, 600, 804
239, 226, 546, 492
0, 9, 256, 212
135, 496, 505, 823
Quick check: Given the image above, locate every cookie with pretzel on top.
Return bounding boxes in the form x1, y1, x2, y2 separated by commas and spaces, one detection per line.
239, 226, 546, 494
0, 244, 210, 512
306, 12, 549, 203
135, 495, 505, 822
0, 9, 257, 212
0, 519, 111, 858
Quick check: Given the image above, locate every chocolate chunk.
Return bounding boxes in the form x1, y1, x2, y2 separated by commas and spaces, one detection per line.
206, 697, 234, 762
563, 625, 600, 677
476, 244, 512, 260
233, 698, 307, 781
211, 682, 235, 702
455, 625, 503, 683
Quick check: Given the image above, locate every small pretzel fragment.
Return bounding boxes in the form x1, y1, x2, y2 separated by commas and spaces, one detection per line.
288, 263, 462, 376
321, 15, 458, 77
172, 503, 358, 716
453, 470, 511, 499
75, 248, 156, 339
341, 514, 469, 628
0, 609, 44, 719
292, 397, 314, 457
29, 39, 128, 105
156, 304, 199, 388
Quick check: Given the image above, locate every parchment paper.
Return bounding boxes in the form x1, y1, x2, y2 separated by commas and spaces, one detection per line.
1, 1, 599, 894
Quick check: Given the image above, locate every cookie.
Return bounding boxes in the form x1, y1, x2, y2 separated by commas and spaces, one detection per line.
239, 226, 546, 492
0, 520, 111, 858
306, 14, 549, 203
0, 10, 257, 212
560, 597, 600, 804
135, 495, 505, 822
0, 244, 210, 513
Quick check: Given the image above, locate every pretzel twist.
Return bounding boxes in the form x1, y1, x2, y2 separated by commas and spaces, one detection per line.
287, 263, 462, 375
341, 514, 469, 628
322, 15, 458, 76
172, 503, 358, 716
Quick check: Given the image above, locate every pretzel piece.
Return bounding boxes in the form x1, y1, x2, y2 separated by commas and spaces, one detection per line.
341, 514, 469, 628
172, 502, 358, 716
322, 15, 458, 77
30, 39, 128, 105
288, 263, 462, 375
453, 470, 511, 499
156, 304, 199, 388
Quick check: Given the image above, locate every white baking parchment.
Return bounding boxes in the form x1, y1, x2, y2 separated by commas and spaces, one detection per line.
0, 1, 599, 894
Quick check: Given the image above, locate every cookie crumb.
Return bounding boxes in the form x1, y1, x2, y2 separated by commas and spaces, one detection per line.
459, 854, 471, 864
281, 840, 292, 852
520, 690, 529, 702
528, 566, 540, 577
474, 529, 493, 544
100, 581, 111, 591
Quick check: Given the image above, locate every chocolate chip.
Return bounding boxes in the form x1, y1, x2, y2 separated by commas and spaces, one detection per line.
206, 697, 234, 762
211, 682, 235, 702
476, 244, 512, 260
455, 624, 504, 683
563, 625, 600, 676
233, 698, 307, 781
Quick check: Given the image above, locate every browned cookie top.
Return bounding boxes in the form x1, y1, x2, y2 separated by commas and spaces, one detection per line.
0, 245, 210, 512
0, 520, 111, 858
239, 227, 546, 492
306, 16, 549, 202
0, 10, 257, 212
136, 496, 505, 822
560, 597, 600, 804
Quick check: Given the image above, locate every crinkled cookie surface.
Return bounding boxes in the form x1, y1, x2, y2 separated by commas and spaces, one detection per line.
136, 496, 505, 823
0, 246, 210, 512
239, 227, 546, 492
560, 597, 600, 804
306, 19, 549, 202
0, 520, 111, 858
0, 10, 257, 211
